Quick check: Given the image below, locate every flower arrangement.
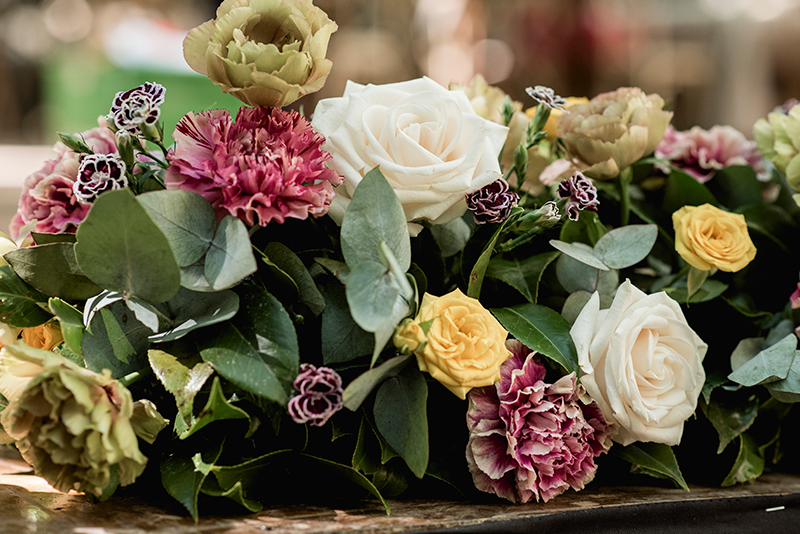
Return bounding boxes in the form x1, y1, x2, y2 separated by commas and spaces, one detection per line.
3, 0, 800, 518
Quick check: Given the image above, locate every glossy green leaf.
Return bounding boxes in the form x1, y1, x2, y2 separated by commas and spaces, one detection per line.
137, 190, 216, 267
467, 209, 522, 299
372, 460, 412, 497
320, 278, 374, 365
613, 442, 689, 491
664, 279, 728, 304
721, 434, 764, 487
211, 449, 291, 492
149, 287, 240, 343
263, 242, 325, 316
711, 165, 762, 210
197, 287, 299, 405
549, 239, 608, 271
160, 439, 224, 521
663, 169, 717, 213
200, 479, 261, 513
353, 416, 383, 475
558, 209, 607, 246
82, 300, 151, 378
373, 363, 429, 479
30, 232, 76, 245
491, 303, 579, 374
3, 243, 101, 300
486, 251, 559, 303
204, 215, 258, 291
48, 298, 84, 356
686, 266, 708, 300
0, 265, 52, 328
346, 261, 401, 332
341, 167, 411, 271
296, 453, 390, 514
75, 189, 180, 303
343, 354, 413, 411
592, 224, 658, 269
179, 376, 250, 439
727, 334, 797, 387
700, 394, 759, 454
148, 349, 214, 436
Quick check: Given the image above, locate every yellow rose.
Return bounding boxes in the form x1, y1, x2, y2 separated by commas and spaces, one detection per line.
672, 203, 757, 272
393, 289, 511, 400
21, 323, 64, 351
526, 96, 589, 141
183, 0, 338, 108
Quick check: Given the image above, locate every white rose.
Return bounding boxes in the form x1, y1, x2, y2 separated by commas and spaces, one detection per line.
570, 280, 707, 446
311, 77, 508, 236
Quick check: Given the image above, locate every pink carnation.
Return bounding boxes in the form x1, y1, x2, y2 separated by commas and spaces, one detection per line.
656, 124, 767, 183
165, 107, 342, 227
466, 340, 614, 503
10, 121, 117, 239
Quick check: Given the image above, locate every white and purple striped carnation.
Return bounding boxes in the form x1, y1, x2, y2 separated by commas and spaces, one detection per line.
557, 171, 599, 221
466, 179, 519, 224
287, 364, 344, 427
109, 82, 166, 134
466, 340, 614, 503
73, 154, 129, 204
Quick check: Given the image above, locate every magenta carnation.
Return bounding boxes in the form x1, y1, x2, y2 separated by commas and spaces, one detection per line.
9, 121, 117, 239
165, 107, 343, 227
287, 363, 344, 427
466, 340, 614, 503
656, 124, 767, 183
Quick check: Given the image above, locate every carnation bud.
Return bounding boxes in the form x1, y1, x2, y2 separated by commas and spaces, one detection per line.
57, 132, 93, 155
501, 96, 515, 127
529, 104, 552, 133
513, 144, 529, 179
140, 121, 163, 144
115, 130, 135, 169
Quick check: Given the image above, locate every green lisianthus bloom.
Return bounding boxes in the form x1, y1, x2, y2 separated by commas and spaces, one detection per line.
183, 0, 337, 108
754, 104, 800, 196
0, 342, 168, 497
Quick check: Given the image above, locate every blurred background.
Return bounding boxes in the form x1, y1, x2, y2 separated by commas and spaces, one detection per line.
2, 0, 800, 229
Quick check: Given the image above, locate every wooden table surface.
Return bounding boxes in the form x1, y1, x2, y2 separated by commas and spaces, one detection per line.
3, 447, 800, 534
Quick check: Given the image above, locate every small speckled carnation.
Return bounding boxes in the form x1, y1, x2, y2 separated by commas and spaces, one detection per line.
9, 120, 117, 238
108, 82, 166, 134
73, 154, 129, 204
466, 179, 519, 224
165, 107, 342, 227
466, 340, 614, 503
656, 124, 767, 183
557, 171, 599, 221
287, 363, 343, 427
525, 86, 567, 111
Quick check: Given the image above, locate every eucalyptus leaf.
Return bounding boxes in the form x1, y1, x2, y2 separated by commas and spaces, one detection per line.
315, 257, 351, 284
197, 286, 299, 405
82, 299, 152, 378
700, 394, 759, 454
340, 167, 411, 271
612, 442, 689, 491
686, 266, 709, 301
556, 251, 619, 302
765, 356, 800, 403
137, 190, 216, 267
48, 298, 84, 356
593, 224, 657, 269
371, 292, 411, 367
263, 242, 325, 316
561, 290, 593, 327
3, 243, 101, 300
430, 215, 472, 257
730, 338, 765, 372
721, 434, 764, 487
558, 209, 607, 246
75, 189, 180, 303
664, 279, 728, 304
491, 304, 579, 374
486, 251, 559, 303
346, 261, 401, 332
343, 354, 413, 411
204, 215, 258, 291
0, 265, 52, 328
180, 262, 214, 293
727, 334, 797, 387
549, 239, 609, 271
149, 287, 240, 343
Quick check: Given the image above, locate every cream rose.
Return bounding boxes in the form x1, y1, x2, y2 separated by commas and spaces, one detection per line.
393, 288, 511, 399
311, 77, 508, 236
570, 280, 707, 446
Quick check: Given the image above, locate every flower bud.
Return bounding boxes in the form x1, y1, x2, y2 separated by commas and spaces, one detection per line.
57, 132, 93, 155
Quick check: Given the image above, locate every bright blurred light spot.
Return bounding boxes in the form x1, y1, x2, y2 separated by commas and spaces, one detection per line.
104, 17, 194, 73
744, 0, 797, 21
699, 0, 749, 20
2, 6, 53, 59
43, 0, 93, 43
473, 39, 514, 84
427, 43, 474, 86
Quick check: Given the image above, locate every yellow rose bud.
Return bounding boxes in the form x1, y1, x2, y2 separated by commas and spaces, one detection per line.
183, 0, 338, 108
21, 323, 64, 351
526, 96, 589, 141
672, 203, 757, 272
393, 289, 511, 400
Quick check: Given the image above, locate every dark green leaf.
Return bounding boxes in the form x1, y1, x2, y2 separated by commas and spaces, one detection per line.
48, 298, 84, 356
663, 169, 717, 213
486, 251, 559, 303
320, 278, 374, 365
30, 232, 76, 245
160, 439, 224, 521
711, 165, 762, 210
82, 300, 151, 378
721, 434, 764, 486
373, 364, 429, 478
491, 304, 579, 374
200, 479, 262, 513
204, 215, 258, 291
612, 442, 688, 491
701, 371, 730, 404
211, 449, 291, 492
353, 415, 383, 475
148, 348, 214, 436
3, 243, 101, 300
467, 210, 523, 298
315, 257, 351, 284
296, 453, 390, 514
263, 242, 325, 315
372, 460, 412, 497
149, 287, 239, 343
75, 189, 181, 303
664, 279, 728, 304
700, 394, 759, 454
558, 209, 607, 246
343, 354, 413, 411
0, 265, 52, 328
197, 287, 299, 405
179, 376, 250, 439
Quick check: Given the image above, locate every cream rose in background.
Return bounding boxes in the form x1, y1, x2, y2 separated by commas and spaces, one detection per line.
570, 280, 707, 446
311, 77, 509, 236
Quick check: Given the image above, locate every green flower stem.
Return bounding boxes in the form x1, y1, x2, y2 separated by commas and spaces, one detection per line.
619, 166, 633, 226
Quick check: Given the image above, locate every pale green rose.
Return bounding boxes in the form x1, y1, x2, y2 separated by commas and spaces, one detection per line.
0, 231, 17, 268
754, 105, 800, 194
558, 87, 673, 180
0, 342, 168, 496
184, 0, 337, 108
